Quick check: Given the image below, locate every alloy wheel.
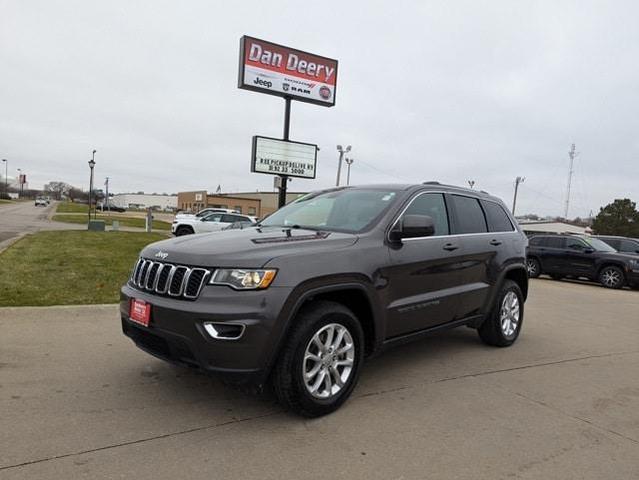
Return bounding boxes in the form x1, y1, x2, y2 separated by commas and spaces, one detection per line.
601, 268, 621, 288
526, 259, 538, 277
500, 291, 520, 338
303, 323, 355, 399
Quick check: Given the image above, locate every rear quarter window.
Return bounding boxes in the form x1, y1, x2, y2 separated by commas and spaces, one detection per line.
482, 201, 514, 232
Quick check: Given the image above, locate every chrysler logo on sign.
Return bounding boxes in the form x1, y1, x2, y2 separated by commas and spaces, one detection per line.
155, 251, 169, 260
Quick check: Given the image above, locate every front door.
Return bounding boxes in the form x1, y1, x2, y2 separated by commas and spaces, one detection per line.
561, 236, 597, 276
384, 192, 464, 338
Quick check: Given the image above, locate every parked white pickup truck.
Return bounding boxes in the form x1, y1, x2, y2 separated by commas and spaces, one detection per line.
171, 212, 258, 236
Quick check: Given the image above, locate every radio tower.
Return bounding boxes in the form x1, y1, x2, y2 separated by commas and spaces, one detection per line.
564, 144, 578, 219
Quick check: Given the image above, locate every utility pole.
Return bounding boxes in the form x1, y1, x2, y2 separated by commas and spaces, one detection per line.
345, 158, 354, 185
105, 177, 110, 213
2, 159, 7, 197
335, 145, 351, 186
564, 144, 578, 219
467, 180, 475, 189
512, 176, 525, 215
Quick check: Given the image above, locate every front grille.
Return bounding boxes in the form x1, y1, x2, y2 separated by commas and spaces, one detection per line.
129, 258, 210, 300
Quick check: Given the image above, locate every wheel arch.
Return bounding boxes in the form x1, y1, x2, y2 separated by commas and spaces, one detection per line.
502, 265, 529, 300
264, 281, 382, 384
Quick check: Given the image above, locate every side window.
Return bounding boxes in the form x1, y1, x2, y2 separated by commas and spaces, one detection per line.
565, 237, 587, 250
482, 201, 514, 232
544, 236, 564, 248
450, 195, 487, 234
202, 214, 223, 222
620, 239, 638, 252
402, 193, 449, 235
529, 236, 543, 246
221, 214, 242, 223
604, 238, 620, 250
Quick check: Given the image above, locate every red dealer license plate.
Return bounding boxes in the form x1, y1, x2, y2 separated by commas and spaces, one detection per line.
129, 299, 151, 327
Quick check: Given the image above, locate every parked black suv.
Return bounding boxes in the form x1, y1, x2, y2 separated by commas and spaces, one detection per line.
121, 184, 529, 416
594, 235, 639, 256
526, 234, 639, 289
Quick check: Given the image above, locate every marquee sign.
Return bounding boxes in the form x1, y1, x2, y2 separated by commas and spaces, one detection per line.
251, 136, 317, 179
238, 36, 338, 107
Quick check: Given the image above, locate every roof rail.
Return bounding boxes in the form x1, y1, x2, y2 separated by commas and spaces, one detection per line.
422, 181, 440, 185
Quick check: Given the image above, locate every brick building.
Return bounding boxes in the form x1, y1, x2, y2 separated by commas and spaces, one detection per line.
177, 190, 308, 218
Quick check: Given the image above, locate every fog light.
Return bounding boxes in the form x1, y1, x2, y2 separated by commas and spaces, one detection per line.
203, 322, 245, 340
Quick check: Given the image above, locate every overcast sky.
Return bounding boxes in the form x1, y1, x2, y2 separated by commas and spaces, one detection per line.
2, 0, 638, 217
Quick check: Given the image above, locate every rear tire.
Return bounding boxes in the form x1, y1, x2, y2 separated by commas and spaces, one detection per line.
526, 258, 541, 278
478, 280, 524, 347
175, 226, 193, 236
598, 265, 624, 289
272, 301, 364, 417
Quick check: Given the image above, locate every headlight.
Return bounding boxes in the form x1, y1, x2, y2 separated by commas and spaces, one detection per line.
209, 269, 277, 290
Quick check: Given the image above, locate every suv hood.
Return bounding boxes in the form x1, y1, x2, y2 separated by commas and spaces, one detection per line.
140, 227, 358, 268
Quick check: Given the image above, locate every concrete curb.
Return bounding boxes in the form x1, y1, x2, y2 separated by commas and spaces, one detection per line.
0, 232, 28, 255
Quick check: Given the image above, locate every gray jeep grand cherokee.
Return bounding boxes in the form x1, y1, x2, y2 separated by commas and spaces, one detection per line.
121, 183, 529, 416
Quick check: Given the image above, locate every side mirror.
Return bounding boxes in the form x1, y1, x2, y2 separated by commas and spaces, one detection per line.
390, 215, 435, 242
584, 247, 594, 254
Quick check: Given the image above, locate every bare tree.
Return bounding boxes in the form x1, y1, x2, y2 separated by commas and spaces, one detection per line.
44, 181, 72, 200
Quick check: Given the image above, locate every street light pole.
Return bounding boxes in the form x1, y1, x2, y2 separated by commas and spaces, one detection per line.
1, 159, 7, 197
512, 176, 525, 215
345, 157, 354, 186
335, 145, 351, 186
88, 150, 96, 222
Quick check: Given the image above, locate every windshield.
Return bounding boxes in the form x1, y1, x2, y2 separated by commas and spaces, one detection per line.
259, 188, 400, 233
583, 237, 617, 252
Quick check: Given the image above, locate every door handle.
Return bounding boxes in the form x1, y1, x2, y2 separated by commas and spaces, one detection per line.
443, 243, 459, 251
489, 239, 502, 246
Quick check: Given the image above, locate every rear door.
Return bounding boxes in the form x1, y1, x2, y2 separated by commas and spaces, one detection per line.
447, 194, 493, 319
384, 192, 464, 337
539, 236, 566, 273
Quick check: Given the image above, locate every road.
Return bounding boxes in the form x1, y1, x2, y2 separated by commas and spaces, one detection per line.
0, 201, 82, 249
1, 279, 638, 479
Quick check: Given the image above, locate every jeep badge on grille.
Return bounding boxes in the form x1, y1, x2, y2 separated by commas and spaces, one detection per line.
155, 251, 168, 259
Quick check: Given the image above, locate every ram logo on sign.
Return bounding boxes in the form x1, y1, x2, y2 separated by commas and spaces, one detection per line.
238, 36, 338, 107
251, 136, 318, 179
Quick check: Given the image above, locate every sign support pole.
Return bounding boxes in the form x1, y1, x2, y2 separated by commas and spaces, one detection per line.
278, 97, 291, 208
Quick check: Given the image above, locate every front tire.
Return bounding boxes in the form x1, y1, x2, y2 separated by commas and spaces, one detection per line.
526, 258, 541, 278
175, 226, 193, 236
598, 265, 624, 289
478, 280, 524, 347
272, 301, 364, 417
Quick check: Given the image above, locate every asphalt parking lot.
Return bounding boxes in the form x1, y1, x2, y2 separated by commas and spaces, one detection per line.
1, 278, 638, 479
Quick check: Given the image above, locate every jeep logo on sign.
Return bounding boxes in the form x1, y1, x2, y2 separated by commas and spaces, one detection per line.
254, 77, 272, 88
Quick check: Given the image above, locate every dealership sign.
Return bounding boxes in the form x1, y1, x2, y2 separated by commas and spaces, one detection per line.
251, 136, 317, 179
238, 36, 338, 107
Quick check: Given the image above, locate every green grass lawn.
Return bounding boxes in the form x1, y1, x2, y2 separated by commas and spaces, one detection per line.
0, 231, 167, 306
0, 199, 13, 204
56, 202, 89, 213
52, 214, 171, 231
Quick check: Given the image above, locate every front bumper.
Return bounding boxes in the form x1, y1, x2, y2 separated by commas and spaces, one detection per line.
120, 282, 293, 387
